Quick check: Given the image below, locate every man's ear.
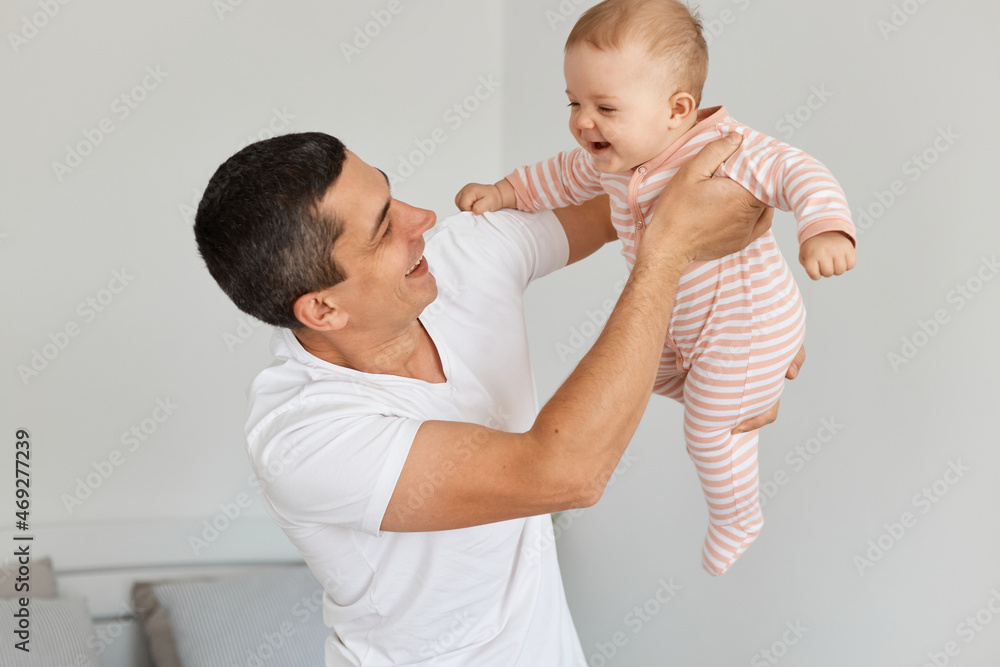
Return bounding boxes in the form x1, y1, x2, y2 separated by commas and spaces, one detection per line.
293, 290, 349, 331
667, 92, 697, 129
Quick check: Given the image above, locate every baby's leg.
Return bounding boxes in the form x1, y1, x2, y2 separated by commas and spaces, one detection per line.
682, 349, 759, 576
652, 342, 685, 402
683, 306, 805, 575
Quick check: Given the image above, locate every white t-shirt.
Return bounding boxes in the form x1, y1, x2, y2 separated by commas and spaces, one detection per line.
245, 208, 587, 667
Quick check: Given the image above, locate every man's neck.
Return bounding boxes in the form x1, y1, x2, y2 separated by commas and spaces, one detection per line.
293, 319, 446, 383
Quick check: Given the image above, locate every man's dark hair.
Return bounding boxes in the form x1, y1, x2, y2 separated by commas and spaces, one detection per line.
194, 132, 349, 329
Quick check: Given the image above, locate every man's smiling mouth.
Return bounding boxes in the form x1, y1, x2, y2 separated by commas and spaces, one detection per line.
405, 256, 424, 276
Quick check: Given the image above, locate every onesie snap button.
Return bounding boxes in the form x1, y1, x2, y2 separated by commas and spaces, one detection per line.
638, 166, 647, 174
634, 220, 644, 230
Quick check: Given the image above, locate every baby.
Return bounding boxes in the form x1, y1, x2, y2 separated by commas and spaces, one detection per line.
456, 0, 856, 575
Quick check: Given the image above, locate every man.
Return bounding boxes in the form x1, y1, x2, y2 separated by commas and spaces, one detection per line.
194, 131, 801, 665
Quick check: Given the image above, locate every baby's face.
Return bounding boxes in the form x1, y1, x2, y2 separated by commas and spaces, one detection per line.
564, 43, 677, 173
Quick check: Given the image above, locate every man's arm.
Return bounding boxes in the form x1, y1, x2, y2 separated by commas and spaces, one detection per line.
551, 192, 805, 428
553, 194, 618, 265
382, 135, 772, 532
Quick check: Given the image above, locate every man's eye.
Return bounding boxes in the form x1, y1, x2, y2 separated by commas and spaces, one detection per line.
382, 221, 392, 240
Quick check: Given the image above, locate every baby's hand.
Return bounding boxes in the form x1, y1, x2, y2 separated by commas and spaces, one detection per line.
799, 231, 857, 280
455, 179, 516, 214
455, 182, 504, 214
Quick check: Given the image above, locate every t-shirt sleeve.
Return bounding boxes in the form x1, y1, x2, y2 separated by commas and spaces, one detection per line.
251, 406, 422, 537
455, 208, 570, 292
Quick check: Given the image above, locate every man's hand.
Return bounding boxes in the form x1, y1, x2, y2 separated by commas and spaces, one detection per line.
637, 134, 806, 436
799, 231, 856, 280
731, 343, 806, 434
455, 179, 516, 214
643, 134, 774, 267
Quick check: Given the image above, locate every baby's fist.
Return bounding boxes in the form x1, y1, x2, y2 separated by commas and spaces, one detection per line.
456, 182, 503, 214
799, 231, 856, 280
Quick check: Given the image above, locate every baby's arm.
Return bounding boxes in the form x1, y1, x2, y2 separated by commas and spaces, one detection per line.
456, 147, 606, 214
798, 229, 855, 279
716, 126, 856, 280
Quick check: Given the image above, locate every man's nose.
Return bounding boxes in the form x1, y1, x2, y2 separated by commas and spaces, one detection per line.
402, 203, 436, 237
416, 207, 436, 235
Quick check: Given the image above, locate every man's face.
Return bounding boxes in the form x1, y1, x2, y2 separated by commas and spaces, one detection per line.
564, 42, 677, 174
319, 150, 438, 331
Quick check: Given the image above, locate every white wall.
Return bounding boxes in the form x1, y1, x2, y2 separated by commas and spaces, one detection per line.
509, 0, 1000, 665
1, 0, 503, 546
3, 0, 999, 665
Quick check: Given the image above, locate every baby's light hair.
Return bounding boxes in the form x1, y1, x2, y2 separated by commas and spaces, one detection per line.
566, 0, 709, 106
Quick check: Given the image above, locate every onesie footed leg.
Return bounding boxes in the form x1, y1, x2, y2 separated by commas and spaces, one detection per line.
652, 371, 686, 403
701, 493, 763, 576
685, 427, 765, 576
652, 346, 685, 403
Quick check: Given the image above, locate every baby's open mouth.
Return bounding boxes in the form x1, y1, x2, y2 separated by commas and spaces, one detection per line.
592, 141, 610, 151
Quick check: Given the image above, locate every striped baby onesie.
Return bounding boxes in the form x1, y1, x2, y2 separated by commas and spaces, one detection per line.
506, 105, 856, 575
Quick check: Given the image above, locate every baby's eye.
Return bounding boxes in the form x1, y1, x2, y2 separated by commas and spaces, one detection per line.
598, 106, 616, 114
567, 101, 580, 108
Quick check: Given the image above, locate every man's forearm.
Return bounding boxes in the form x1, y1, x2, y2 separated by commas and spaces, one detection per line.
382, 135, 771, 530
529, 248, 685, 505
524, 135, 769, 509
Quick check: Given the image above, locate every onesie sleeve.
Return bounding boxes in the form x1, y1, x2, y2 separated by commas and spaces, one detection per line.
250, 405, 422, 537
505, 147, 606, 212
715, 125, 857, 247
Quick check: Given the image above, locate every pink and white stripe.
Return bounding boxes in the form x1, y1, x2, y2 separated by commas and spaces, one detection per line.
507, 106, 853, 575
